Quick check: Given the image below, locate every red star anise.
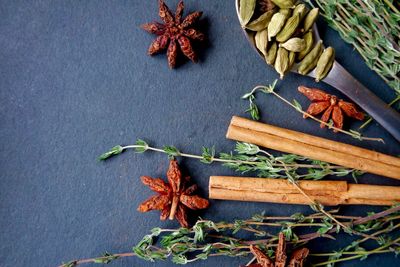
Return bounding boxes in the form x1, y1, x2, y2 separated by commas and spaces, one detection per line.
141, 0, 205, 68
242, 233, 309, 267
137, 159, 209, 227
298, 86, 365, 132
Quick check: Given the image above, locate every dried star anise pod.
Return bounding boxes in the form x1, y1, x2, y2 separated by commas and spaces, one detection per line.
241, 233, 309, 267
298, 86, 365, 132
137, 159, 209, 227
141, 0, 205, 68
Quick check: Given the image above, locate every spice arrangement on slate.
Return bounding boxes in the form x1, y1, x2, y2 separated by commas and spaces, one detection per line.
59, 0, 400, 267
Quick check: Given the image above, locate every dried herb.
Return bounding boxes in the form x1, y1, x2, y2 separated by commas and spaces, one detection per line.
99, 139, 363, 182
242, 80, 383, 142
298, 86, 364, 131
138, 159, 209, 227
59, 205, 400, 266
141, 0, 205, 68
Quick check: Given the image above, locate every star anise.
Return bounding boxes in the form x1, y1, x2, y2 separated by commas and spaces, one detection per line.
137, 159, 209, 227
298, 86, 365, 132
243, 232, 309, 267
141, 0, 205, 68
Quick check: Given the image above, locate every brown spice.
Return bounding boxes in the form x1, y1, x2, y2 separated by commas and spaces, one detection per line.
141, 0, 205, 68
298, 86, 364, 131
242, 233, 309, 267
137, 160, 209, 227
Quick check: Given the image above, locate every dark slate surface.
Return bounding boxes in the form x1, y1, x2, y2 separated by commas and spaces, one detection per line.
0, 1, 399, 266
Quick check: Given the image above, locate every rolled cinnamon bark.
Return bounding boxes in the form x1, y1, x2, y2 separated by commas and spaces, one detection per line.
226, 122, 400, 180
230, 116, 400, 168
209, 176, 400, 206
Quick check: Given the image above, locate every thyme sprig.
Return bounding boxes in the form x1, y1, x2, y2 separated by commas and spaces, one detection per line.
59, 205, 400, 266
99, 140, 363, 181
306, 0, 400, 94
242, 80, 384, 143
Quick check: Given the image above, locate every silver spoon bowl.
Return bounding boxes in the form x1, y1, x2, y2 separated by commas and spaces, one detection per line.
235, 0, 400, 142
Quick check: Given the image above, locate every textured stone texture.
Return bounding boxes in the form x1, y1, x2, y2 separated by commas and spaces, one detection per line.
0, 1, 399, 266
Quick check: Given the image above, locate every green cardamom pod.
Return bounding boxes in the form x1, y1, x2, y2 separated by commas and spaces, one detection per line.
275, 47, 290, 79
293, 3, 308, 21
279, 8, 292, 18
297, 30, 314, 61
268, 13, 287, 41
271, 0, 295, 9
279, 37, 306, 52
265, 41, 278, 65
246, 10, 275, 31
239, 0, 256, 26
255, 29, 269, 57
303, 8, 319, 32
315, 47, 335, 82
276, 13, 300, 43
288, 51, 296, 69
298, 40, 323, 75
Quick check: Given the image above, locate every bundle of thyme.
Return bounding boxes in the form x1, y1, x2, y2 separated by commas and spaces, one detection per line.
99, 139, 363, 182
306, 0, 400, 128
60, 205, 400, 266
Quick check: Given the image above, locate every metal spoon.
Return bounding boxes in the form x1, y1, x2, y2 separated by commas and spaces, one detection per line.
235, 0, 400, 142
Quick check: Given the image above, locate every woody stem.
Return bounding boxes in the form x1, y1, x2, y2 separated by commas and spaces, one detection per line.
169, 195, 179, 220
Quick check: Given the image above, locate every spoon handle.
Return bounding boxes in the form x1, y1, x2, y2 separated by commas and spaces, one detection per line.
319, 61, 400, 142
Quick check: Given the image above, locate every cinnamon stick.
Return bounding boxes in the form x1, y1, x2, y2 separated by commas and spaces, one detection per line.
209, 176, 400, 206
226, 118, 400, 180
230, 116, 400, 168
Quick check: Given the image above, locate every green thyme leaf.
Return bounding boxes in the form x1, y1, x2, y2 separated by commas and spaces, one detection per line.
163, 146, 181, 158
98, 145, 123, 160
292, 99, 303, 111
134, 139, 149, 153
201, 146, 215, 164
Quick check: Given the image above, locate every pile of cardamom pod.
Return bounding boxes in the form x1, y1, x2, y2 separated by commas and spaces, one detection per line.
239, 0, 335, 81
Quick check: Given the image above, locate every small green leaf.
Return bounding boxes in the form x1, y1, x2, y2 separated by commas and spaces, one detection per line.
242, 92, 254, 99
235, 142, 260, 155
98, 145, 123, 160
292, 99, 303, 111
163, 146, 181, 158
151, 227, 162, 236
172, 254, 188, 265
134, 139, 149, 153
201, 146, 215, 164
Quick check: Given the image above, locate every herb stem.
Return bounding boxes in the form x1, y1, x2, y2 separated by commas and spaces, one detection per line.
121, 145, 346, 170
244, 83, 384, 143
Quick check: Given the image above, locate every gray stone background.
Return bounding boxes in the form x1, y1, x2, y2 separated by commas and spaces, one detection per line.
1, 0, 399, 266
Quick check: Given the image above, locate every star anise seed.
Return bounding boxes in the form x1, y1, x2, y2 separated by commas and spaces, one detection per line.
141, 0, 205, 68
298, 86, 365, 132
137, 159, 209, 227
